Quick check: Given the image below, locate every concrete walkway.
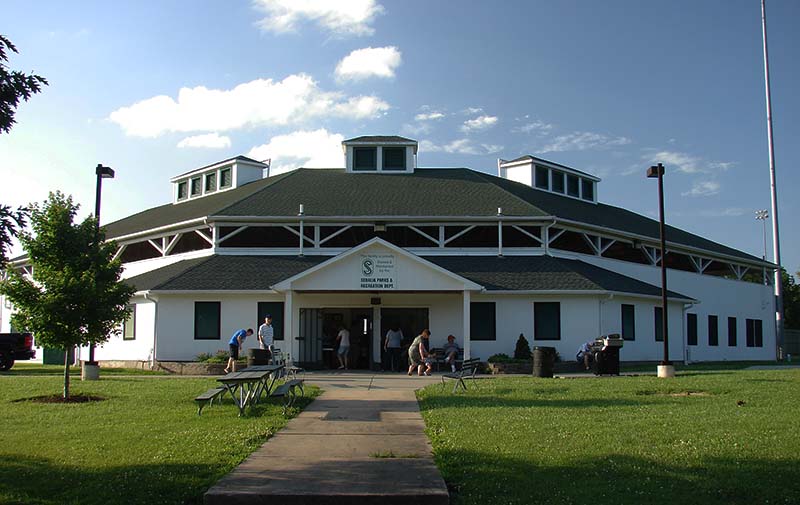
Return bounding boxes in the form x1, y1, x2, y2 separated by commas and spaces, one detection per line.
204, 371, 450, 505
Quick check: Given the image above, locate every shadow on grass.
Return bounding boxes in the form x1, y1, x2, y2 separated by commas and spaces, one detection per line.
436, 448, 800, 505
0, 453, 219, 505
421, 395, 655, 410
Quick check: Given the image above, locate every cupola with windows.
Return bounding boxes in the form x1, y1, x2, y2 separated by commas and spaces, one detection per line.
342, 136, 418, 173
498, 155, 599, 203
169, 156, 269, 204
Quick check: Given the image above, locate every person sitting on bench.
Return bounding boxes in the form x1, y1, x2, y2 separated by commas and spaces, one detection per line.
443, 334, 461, 372
576, 340, 595, 371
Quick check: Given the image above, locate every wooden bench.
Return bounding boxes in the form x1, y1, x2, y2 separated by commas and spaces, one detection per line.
441, 358, 481, 393
195, 386, 226, 415
270, 379, 305, 414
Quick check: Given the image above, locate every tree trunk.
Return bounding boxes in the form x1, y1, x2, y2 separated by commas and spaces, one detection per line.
63, 347, 71, 399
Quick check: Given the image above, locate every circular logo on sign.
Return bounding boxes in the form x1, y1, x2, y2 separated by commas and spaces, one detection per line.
362, 258, 374, 275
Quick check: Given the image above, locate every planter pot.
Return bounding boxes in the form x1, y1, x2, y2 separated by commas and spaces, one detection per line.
489, 362, 533, 374
657, 364, 676, 378
82, 362, 100, 381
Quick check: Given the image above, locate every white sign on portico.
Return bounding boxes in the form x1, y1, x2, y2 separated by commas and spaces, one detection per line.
359, 254, 396, 289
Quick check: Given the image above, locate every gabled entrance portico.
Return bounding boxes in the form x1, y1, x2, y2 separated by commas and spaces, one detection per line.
273, 238, 483, 369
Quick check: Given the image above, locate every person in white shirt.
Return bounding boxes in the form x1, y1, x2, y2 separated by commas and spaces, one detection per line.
258, 315, 274, 361
336, 326, 350, 370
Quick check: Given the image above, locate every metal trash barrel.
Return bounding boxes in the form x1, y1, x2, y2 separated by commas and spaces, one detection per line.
533, 346, 556, 378
247, 348, 270, 367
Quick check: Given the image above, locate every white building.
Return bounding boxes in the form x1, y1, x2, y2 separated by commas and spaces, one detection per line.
1, 136, 776, 367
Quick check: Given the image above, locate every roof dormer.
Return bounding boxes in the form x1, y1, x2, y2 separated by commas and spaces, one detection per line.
342, 136, 417, 174
499, 155, 600, 204
169, 156, 269, 204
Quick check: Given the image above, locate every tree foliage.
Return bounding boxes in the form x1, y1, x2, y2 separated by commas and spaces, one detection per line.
0, 192, 134, 397
514, 333, 532, 360
782, 268, 800, 330
1, 34, 48, 134
0, 204, 27, 266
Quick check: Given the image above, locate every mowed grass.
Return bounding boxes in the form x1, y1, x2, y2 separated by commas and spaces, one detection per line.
418, 369, 800, 505
0, 376, 318, 505
4, 363, 167, 376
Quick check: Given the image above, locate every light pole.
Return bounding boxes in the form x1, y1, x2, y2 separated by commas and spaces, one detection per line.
756, 210, 769, 285
87, 164, 115, 367
647, 163, 674, 378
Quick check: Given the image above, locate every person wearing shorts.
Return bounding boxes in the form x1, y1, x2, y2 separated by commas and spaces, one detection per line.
336, 326, 350, 370
407, 329, 432, 376
225, 328, 253, 374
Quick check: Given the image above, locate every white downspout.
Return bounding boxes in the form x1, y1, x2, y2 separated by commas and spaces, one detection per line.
144, 292, 158, 370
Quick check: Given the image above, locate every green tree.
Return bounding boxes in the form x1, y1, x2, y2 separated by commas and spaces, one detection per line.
782, 268, 800, 330
1, 35, 45, 266
514, 333, 532, 360
0, 204, 26, 266
0, 192, 134, 398
1, 34, 48, 134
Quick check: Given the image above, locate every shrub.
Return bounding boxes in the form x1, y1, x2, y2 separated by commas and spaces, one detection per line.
196, 350, 231, 363
514, 333, 532, 360
488, 353, 513, 363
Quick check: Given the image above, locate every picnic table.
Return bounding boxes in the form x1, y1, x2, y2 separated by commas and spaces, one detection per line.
217, 364, 285, 416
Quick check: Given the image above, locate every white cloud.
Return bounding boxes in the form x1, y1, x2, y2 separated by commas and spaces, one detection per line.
674, 207, 747, 218
682, 180, 721, 197
335, 46, 402, 81
176, 133, 231, 149
420, 138, 499, 155
462, 107, 483, 115
252, 0, 383, 36
109, 74, 390, 138
247, 129, 344, 175
648, 151, 702, 174
541, 131, 631, 153
461, 115, 498, 133
513, 120, 554, 135
401, 122, 432, 136
414, 111, 445, 121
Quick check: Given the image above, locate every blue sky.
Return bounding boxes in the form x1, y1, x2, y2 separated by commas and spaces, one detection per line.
1, 0, 798, 274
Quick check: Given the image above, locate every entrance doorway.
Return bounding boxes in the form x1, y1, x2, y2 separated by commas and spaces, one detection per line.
298, 308, 373, 369
380, 308, 429, 371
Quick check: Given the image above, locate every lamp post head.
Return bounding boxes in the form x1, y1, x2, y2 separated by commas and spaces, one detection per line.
646, 163, 664, 178
755, 209, 769, 220
96, 164, 115, 179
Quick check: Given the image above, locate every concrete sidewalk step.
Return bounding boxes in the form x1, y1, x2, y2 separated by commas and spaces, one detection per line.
240, 433, 432, 459
204, 458, 448, 505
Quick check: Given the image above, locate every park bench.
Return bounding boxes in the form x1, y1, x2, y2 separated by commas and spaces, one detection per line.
441, 358, 481, 393
270, 378, 305, 414
195, 386, 226, 415
430, 347, 464, 372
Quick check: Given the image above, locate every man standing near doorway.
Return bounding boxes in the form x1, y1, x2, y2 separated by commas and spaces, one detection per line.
225, 328, 253, 374
336, 325, 350, 370
258, 315, 274, 362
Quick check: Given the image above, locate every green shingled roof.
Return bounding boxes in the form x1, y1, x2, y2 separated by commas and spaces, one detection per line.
126, 254, 691, 300
105, 167, 761, 264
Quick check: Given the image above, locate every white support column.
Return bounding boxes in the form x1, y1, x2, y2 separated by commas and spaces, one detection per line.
284, 290, 295, 359
373, 306, 382, 365
438, 226, 445, 248
497, 208, 503, 257
463, 290, 471, 360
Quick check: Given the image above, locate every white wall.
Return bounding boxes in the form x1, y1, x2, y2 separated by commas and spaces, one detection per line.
94, 299, 156, 361
503, 163, 532, 187
152, 293, 285, 361
578, 253, 776, 361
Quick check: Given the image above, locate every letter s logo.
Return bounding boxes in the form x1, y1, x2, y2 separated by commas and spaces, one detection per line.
362, 259, 374, 276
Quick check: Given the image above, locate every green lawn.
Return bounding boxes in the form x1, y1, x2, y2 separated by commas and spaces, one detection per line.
0, 375, 318, 505
3, 363, 167, 376
418, 369, 800, 505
